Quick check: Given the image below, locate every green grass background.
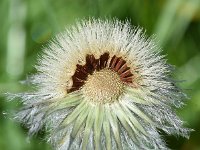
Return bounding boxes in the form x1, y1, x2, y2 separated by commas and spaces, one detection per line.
0, 0, 200, 149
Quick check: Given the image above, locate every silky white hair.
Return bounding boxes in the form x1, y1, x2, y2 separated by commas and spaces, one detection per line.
9, 18, 191, 150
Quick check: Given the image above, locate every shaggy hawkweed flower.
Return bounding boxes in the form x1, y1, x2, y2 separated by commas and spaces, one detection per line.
10, 19, 191, 150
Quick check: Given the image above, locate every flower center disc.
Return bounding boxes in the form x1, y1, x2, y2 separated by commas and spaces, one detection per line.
82, 69, 124, 104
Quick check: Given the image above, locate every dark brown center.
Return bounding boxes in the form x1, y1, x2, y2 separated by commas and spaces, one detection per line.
67, 52, 133, 93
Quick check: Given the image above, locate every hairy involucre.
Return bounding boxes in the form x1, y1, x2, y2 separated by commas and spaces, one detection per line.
9, 19, 191, 150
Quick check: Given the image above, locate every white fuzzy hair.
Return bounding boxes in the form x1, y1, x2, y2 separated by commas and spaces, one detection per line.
9, 18, 191, 150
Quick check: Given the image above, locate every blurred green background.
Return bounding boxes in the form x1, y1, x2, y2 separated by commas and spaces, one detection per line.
0, 0, 200, 150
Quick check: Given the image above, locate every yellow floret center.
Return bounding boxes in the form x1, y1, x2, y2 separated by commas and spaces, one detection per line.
82, 69, 124, 104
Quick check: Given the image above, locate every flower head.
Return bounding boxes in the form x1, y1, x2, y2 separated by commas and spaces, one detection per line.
11, 19, 190, 149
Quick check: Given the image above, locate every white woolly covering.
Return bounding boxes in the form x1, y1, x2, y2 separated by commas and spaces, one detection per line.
8, 19, 191, 150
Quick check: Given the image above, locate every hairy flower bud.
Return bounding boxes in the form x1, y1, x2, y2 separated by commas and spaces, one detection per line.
10, 19, 191, 150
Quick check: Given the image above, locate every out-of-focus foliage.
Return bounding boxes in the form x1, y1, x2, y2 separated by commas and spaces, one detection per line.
0, 0, 200, 150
